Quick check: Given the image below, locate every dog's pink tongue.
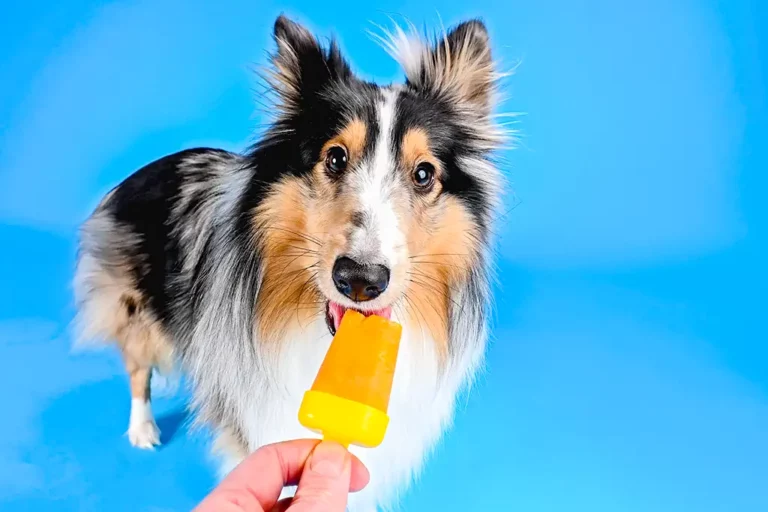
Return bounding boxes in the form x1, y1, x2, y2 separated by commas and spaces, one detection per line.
365, 306, 392, 320
330, 302, 392, 332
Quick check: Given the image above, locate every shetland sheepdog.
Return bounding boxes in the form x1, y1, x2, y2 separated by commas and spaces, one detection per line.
73, 14, 506, 511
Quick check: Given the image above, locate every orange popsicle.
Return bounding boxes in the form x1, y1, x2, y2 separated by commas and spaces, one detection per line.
298, 310, 402, 448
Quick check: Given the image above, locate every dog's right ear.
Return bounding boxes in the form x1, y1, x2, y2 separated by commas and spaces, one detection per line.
378, 19, 498, 117
269, 15, 352, 108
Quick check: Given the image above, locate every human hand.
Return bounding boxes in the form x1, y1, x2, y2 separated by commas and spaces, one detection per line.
194, 439, 369, 512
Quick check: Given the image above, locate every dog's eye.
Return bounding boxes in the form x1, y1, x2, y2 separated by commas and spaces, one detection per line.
325, 146, 348, 175
413, 162, 435, 191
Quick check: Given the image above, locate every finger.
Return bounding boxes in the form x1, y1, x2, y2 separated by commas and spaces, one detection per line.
194, 439, 370, 512
266, 453, 369, 512
269, 497, 293, 512
195, 439, 320, 512
287, 441, 354, 512
349, 454, 370, 492
226, 440, 368, 494
222, 440, 368, 495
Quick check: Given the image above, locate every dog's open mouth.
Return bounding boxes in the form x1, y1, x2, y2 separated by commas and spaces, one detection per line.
324, 301, 393, 335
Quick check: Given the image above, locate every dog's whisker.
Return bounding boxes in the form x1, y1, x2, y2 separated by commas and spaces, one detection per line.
408, 269, 463, 295
295, 271, 321, 326
406, 276, 463, 314
408, 274, 456, 303
402, 291, 434, 342
271, 265, 318, 282
409, 253, 471, 259
261, 226, 323, 246
410, 260, 468, 272
274, 252, 319, 277
262, 253, 318, 260
262, 243, 320, 255
416, 290, 451, 330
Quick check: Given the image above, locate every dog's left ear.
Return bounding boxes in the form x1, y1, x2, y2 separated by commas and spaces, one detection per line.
400, 20, 496, 115
269, 15, 352, 107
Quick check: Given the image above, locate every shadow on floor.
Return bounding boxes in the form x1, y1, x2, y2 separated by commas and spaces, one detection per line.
2, 376, 213, 512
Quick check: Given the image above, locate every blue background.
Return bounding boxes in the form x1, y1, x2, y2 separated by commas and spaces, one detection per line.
1, 0, 766, 510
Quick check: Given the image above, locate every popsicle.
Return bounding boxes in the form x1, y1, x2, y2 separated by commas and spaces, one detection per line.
298, 310, 402, 448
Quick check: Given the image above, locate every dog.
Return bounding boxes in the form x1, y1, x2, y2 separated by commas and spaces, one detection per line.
73, 14, 506, 511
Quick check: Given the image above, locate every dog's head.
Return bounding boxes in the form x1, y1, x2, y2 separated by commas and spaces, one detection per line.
252, 16, 504, 351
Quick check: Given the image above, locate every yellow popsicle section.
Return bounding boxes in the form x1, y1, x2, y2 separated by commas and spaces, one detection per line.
298, 310, 402, 448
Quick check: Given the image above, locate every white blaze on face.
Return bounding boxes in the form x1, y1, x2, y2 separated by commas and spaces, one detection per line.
348, 88, 406, 268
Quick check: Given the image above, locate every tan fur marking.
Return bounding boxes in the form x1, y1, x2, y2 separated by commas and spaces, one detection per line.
401, 128, 429, 166
254, 178, 324, 343
77, 250, 174, 400
394, 130, 476, 359
320, 118, 367, 163
127, 365, 151, 401
400, 127, 442, 194
112, 294, 173, 374
403, 196, 480, 358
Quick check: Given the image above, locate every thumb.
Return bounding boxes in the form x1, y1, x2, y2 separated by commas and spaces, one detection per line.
288, 441, 352, 511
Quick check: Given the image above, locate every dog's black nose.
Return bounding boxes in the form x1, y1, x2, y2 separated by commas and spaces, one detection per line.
332, 256, 390, 302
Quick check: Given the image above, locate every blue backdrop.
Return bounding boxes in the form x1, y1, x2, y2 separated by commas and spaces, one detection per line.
1, 1, 766, 510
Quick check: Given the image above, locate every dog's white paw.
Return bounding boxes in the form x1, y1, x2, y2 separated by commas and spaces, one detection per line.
128, 398, 161, 449
128, 420, 161, 449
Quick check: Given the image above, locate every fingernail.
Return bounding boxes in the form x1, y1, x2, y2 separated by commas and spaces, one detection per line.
309, 442, 348, 477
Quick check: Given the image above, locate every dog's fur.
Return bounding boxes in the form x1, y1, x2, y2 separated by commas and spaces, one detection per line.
73, 15, 505, 511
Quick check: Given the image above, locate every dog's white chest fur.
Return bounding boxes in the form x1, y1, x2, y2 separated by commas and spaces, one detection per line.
220, 314, 459, 512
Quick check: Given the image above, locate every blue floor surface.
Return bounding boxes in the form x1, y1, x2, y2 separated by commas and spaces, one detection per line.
2, 228, 766, 510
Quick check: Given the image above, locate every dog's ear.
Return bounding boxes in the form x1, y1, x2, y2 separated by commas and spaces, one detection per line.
269, 15, 351, 107
399, 20, 496, 114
